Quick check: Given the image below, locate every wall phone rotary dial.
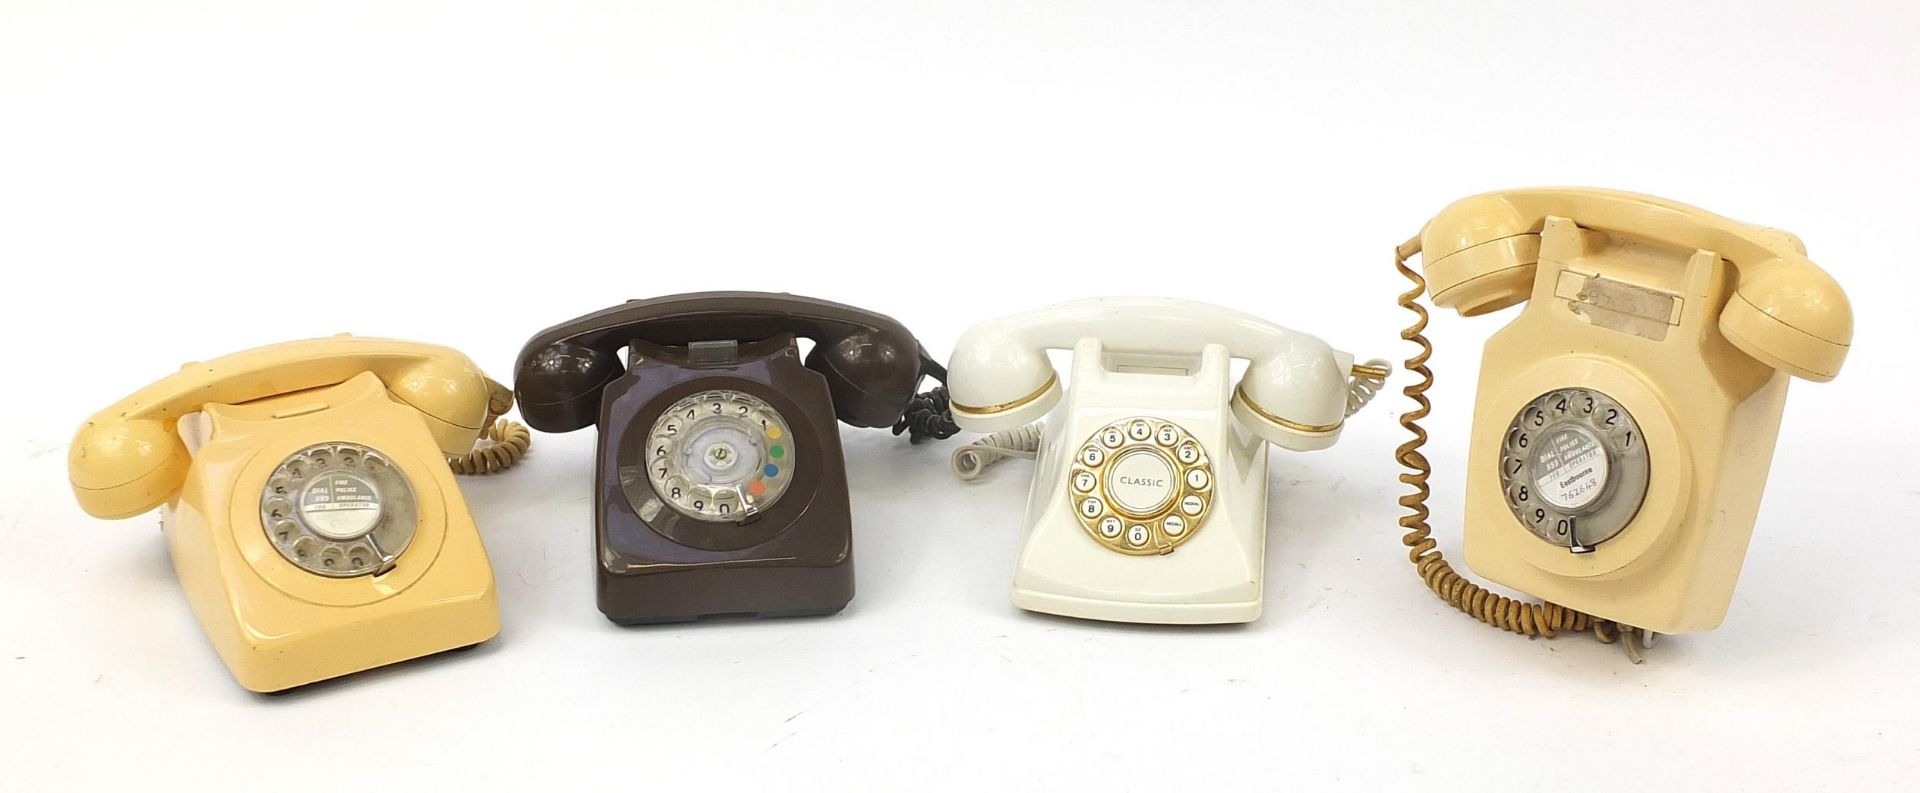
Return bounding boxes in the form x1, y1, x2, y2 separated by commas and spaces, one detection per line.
1068, 417, 1213, 555
260, 442, 419, 577
638, 389, 796, 522
1497, 388, 1649, 552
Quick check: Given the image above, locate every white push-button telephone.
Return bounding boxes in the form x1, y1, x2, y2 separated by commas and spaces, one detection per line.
942, 297, 1387, 625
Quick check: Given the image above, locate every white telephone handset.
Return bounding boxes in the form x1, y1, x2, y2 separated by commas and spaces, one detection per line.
945, 297, 1387, 624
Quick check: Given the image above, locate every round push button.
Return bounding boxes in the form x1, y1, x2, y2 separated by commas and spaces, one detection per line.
1072, 470, 1097, 493
1104, 449, 1177, 517
1185, 468, 1210, 490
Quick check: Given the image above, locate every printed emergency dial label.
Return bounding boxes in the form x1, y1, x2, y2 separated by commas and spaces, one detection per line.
1533, 426, 1608, 511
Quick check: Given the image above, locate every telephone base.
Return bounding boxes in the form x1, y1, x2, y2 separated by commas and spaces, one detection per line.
596, 561, 854, 626
1012, 587, 1260, 625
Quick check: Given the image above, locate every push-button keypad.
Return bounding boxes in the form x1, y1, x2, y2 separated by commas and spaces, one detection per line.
1066, 417, 1214, 555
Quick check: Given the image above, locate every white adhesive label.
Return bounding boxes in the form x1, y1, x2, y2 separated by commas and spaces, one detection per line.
1534, 427, 1608, 511
1105, 450, 1175, 515
299, 473, 382, 540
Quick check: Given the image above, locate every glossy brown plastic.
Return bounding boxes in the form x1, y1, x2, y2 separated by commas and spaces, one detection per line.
515, 292, 928, 434
511, 292, 928, 624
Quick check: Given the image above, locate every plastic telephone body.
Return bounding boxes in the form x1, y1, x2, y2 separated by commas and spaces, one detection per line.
947, 297, 1360, 625
67, 337, 509, 692
513, 292, 929, 624
1421, 188, 1853, 635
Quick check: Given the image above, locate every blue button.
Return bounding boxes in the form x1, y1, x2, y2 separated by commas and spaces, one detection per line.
763, 464, 780, 477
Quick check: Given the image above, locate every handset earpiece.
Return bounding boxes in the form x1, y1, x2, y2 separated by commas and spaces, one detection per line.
1229, 340, 1352, 453
69, 418, 191, 519
945, 323, 1062, 433
513, 342, 623, 433
1718, 255, 1852, 382
1419, 193, 1544, 316
383, 354, 506, 456
803, 329, 922, 428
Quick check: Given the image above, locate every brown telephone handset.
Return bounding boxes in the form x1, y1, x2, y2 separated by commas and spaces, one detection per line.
68, 336, 530, 692
513, 291, 956, 624
1393, 188, 1851, 654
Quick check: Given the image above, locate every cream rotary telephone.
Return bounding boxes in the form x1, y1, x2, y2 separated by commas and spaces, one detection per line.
944, 297, 1387, 625
1393, 188, 1851, 658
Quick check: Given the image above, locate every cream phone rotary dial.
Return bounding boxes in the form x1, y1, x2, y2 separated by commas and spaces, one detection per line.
1497, 388, 1648, 552
260, 442, 419, 577
1069, 417, 1213, 554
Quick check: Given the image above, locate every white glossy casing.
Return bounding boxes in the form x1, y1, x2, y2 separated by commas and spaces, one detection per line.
948, 297, 1356, 624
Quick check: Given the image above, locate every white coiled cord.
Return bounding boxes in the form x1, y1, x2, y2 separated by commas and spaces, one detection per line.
950, 423, 1045, 481
1347, 359, 1392, 417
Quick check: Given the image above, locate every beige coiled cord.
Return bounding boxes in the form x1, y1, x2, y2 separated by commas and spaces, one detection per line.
1393, 237, 1650, 661
448, 393, 532, 475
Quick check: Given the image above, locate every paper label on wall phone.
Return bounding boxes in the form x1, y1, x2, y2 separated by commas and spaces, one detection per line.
1534, 427, 1607, 511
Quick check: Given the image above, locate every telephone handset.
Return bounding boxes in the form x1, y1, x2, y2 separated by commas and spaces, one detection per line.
68, 336, 530, 692
946, 297, 1387, 625
513, 291, 955, 624
1393, 188, 1852, 653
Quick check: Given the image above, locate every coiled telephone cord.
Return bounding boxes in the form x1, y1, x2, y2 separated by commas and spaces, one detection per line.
1393, 238, 1652, 661
449, 418, 532, 475
950, 423, 1045, 480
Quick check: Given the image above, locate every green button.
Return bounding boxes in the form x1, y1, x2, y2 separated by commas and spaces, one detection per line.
769, 445, 785, 459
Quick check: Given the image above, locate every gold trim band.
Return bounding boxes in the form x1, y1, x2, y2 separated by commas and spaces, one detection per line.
950, 373, 1058, 416
1233, 384, 1343, 434
1351, 363, 1390, 379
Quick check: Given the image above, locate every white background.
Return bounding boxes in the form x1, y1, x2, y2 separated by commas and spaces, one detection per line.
3, 2, 1915, 790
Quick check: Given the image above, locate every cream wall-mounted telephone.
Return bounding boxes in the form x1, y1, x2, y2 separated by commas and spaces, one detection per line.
1392, 188, 1851, 652
68, 336, 530, 692
945, 297, 1387, 625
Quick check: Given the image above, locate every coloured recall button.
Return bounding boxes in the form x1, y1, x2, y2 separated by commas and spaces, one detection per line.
763, 464, 781, 478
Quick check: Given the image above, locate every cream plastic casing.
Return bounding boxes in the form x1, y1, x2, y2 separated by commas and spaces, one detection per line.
947, 297, 1359, 624
1421, 190, 1853, 635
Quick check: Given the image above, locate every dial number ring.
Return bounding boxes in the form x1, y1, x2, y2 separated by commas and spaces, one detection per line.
260, 442, 417, 578
643, 389, 795, 523
1497, 388, 1651, 551
1067, 417, 1213, 556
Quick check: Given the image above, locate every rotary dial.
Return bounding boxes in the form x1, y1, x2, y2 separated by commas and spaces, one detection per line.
260, 442, 417, 577
644, 389, 795, 522
1498, 388, 1651, 551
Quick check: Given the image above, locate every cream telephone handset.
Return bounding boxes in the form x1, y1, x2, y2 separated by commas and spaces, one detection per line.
946, 297, 1387, 625
1393, 188, 1851, 652
69, 336, 530, 692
